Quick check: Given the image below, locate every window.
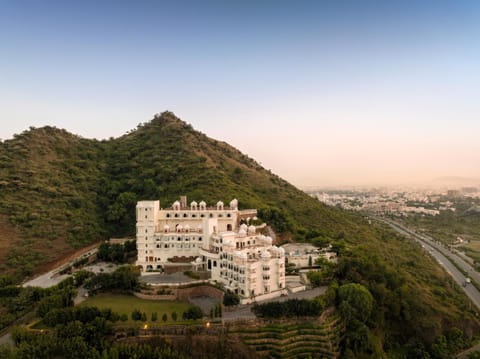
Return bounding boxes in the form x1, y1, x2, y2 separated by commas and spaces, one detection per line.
183, 213, 187, 218
166, 213, 170, 218
198, 237, 202, 241
174, 213, 179, 218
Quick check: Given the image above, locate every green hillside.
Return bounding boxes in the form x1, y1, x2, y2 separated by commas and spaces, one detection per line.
0, 112, 360, 277
0, 111, 479, 357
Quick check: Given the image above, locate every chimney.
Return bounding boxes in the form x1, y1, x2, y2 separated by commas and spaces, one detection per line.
180, 195, 187, 209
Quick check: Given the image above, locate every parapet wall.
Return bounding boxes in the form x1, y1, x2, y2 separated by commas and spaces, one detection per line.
177, 285, 224, 301
135, 284, 224, 302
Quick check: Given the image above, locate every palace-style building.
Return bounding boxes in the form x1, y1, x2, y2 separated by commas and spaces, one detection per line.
136, 196, 286, 300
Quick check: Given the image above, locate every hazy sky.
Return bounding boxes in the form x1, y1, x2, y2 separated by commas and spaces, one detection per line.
1, 1, 479, 187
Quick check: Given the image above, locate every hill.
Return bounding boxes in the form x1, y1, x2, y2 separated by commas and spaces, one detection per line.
0, 112, 360, 277
0, 111, 479, 357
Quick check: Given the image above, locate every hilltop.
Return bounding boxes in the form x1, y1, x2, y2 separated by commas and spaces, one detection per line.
0, 112, 359, 277
0, 111, 479, 356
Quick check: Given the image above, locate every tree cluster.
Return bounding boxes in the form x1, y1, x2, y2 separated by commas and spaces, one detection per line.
182, 306, 203, 320
97, 240, 137, 264
223, 290, 240, 306
84, 266, 139, 293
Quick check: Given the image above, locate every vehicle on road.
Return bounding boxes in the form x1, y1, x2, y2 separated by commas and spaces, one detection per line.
464, 278, 471, 287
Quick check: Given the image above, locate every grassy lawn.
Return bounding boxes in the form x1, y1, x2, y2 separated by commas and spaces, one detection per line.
80, 293, 197, 325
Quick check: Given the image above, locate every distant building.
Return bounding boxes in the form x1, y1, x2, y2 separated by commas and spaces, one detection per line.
282, 243, 336, 268
136, 196, 286, 301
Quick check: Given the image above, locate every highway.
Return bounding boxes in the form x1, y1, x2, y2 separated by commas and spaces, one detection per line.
375, 217, 480, 311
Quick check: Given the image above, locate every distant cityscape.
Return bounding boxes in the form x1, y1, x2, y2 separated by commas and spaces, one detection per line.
307, 186, 480, 217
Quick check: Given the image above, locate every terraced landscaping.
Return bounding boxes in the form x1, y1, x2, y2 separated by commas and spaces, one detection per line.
230, 312, 344, 359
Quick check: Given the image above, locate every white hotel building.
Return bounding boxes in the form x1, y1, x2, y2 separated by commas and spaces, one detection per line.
136, 196, 286, 301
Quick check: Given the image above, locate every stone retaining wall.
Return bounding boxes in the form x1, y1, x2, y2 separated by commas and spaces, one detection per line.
134, 285, 224, 302
177, 285, 224, 301
133, 292, 176, 301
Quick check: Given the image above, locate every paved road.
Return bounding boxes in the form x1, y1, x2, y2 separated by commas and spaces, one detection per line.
376, 217, 480, 311
22, 249, 99, 288
223, 286, 327, 321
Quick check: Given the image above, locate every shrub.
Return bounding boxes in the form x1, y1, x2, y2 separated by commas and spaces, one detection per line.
131, 309, 142, 321
182, 306, 203, 320
223, 291, 240, 306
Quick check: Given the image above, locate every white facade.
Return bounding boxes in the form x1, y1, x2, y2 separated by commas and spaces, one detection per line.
136, 197, 285, 299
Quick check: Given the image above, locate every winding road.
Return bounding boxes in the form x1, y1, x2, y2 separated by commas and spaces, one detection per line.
376, 217, 480, 311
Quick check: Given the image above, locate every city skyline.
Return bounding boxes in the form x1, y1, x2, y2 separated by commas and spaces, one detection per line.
1, 1, 479, 187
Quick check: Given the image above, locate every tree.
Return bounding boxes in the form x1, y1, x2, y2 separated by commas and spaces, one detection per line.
151, 312, 157, 321
162, 313, 167, 322
171, 311, 177, 321
223, 291, 240, 306
131, 309, 142, 321
182, 306, 203, 320
338, 283, 374, 323
430, 335, 448, 359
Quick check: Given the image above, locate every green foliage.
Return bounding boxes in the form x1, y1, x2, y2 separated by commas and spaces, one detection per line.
8, 309, 190, 359
131, 309, 142, 321
0, 112, 479, 357
307, 259, 336, 287
0, 112, 371, 279
97, 240, 137, 263
43, 306, 118, 327
36, 289, 74, 318
338, 283, 374, 323
182, 306, 203, 320
84, 266, 139, 293
252, 299, 323, 318
430, 327, 467, 359
223, 290, 240, 306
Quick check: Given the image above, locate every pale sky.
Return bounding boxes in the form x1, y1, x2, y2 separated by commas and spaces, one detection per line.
1, 1, 479, 187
